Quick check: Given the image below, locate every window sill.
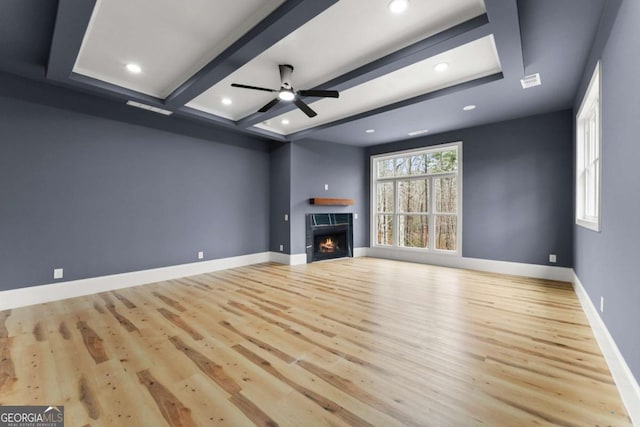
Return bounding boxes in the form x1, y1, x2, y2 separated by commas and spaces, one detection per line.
576, 218, 600, 232
371, 245, 461, 257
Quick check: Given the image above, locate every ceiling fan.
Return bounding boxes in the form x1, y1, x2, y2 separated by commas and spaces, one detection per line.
231, 64, 339, 118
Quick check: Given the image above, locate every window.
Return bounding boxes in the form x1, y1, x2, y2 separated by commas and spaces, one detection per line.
576, 62, 601, 231
371, 142, 462, 254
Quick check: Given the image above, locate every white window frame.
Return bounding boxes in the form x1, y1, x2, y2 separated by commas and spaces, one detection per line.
576, 62, 601, 232
370, 141, 462, 256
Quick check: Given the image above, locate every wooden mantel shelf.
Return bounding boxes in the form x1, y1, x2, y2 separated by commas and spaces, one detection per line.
309, 198, 354, 206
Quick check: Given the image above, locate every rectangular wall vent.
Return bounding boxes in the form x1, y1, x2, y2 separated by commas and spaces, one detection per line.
126, 100, 172, 116
520, 73, 542, 89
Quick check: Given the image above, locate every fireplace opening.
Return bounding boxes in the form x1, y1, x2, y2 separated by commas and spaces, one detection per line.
306, 213, 353, 263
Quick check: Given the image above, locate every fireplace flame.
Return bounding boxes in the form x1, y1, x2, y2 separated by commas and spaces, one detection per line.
319, 237, 338, 253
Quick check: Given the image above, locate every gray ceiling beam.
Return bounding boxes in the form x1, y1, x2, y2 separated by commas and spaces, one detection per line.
287, 72, 504, 141
486, 0, 524, 78
46, 0, 96, 81
163, 0, 338, 109
237, 13, 492, 128
68, 73, 166, 106
175, 107, 288, 142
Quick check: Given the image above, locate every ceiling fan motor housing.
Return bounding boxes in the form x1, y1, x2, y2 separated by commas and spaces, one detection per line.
279, 64, 294, 89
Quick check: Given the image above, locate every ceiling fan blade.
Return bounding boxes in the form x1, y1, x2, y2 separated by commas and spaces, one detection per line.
297, 89, 340, 98
294, 98, 317, 118
258, 98, 281, 113
231, 83, 277, 93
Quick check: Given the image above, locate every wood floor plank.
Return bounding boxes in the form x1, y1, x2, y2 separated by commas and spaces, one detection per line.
0, 258, 631, 426
137, 369, 197, 427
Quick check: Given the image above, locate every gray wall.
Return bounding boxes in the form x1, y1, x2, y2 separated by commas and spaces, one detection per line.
269, 143, 291, 253
0, 91, 270, 291
369, 110, 574, 267
573, 0, 639, 383
289, 139, 368, 254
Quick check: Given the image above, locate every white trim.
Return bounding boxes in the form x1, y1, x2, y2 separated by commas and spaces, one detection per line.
576, 217, 600, 232
277, 253, 307, 266
281, 248, 368, 265
1, 249, 373, 309
370, 141, 462, 255
576, 61, 601, 232
572, 272, 640, 426
269, 251, 293, 265
366, 247, 573, 281
0, 252, 276, 310
353, 247, 368, 258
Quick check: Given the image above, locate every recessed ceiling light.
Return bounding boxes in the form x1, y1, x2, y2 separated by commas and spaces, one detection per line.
463, 104, 477, 111
388, 0, 409, 14
126, 63, 142, 74
221, 97, 232, 106
365, 129, 375, 134
278, 90, 295, 101
281, 119, 290, 125
408, 129, 429, 136
434, 62, 449, 72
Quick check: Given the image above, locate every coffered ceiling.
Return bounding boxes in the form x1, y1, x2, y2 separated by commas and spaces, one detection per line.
0, 0, 606, 146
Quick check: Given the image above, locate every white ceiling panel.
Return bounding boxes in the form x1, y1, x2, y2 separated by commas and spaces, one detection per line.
187, 0, 486, 120
255, 35, 501, 135
73, 0, 285, 98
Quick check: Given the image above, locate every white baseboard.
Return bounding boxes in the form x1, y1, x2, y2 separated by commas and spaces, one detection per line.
269, 252, 291, 265
0, 248, 371, 310
269, 252, 307, 265
283, 247, 369, 264
366, 247, 573, 282
0, 252, 272, 310
572, 272, 640, 426
353, 247, 368, 258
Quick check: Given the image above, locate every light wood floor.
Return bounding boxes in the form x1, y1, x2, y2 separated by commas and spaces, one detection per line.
0, 258, 632, 426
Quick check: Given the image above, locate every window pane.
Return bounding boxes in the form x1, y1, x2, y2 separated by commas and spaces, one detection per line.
576, 62, 600, 230
435, 215, 457, 251
585, 164, 597, 218
377, 159, 395, 178
398, 215, 428, 248
397, 179, 428, 213
376, 182, 394, 213
395, 157, 410, 176
427, 149, 458, 173
435, 177, 457, 213
409, 154, 427, 175
376, 215, 393, 246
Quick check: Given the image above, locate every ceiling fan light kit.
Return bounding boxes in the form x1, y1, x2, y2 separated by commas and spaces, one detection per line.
231, 64, 340, 118
278, 90, 295, 101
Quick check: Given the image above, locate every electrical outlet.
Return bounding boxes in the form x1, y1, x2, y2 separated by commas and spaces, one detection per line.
549, 254, 557, 263
600, 296, 604, 313
53, 268, 64, 279
284, 214, 289, 222
198, 251, 204, 260
354, 213, 358, 220
279, 244, 284, 252
324, 184, 329, 191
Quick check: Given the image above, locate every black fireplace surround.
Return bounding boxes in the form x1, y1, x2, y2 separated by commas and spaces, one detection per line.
306, 213, 353, 263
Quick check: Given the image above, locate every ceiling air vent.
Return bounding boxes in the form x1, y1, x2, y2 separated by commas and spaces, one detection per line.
520, 73, 541, 89
126, 100, 172, 116
408, 129, 429, 136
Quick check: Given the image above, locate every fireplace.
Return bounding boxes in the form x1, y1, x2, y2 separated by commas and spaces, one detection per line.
306, 213, 353, 263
